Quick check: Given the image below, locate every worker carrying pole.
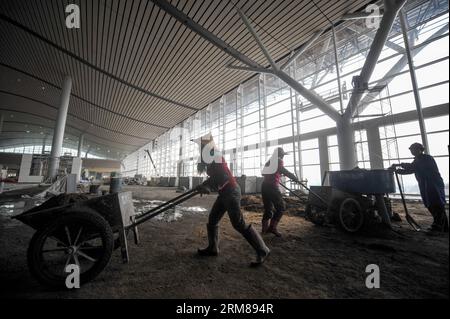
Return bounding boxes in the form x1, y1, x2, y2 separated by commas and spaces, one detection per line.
261, 147, 300, 237
193, 134, 270, 267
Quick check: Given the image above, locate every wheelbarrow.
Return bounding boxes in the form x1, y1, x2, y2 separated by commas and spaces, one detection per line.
13, 189, 199, 288
303, 169, 398, 233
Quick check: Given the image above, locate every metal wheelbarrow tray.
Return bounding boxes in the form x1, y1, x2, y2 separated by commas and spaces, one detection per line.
306, 170, 397, 233
13, 189, 199, 288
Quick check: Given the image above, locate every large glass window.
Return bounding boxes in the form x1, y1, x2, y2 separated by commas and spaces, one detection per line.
119, 0, 449, 199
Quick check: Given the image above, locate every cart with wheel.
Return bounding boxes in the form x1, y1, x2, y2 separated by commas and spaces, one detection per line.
305, 169, 397, 233
14, 189, 199, 287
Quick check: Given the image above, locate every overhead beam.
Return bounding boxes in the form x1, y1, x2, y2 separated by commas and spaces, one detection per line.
153, 0, 341, 122
48, 76, 72, 180
235, 7, 278, 70
281, 29, 325, 70
226, 64, 274, 74
342, 10, 384, 20
348, 23, 449, 118
0, 113, 3, 135
235, 6, 342, 122
150, 0, 264, 70
344, 0, 407, 119
399, 9, 429, 153
346, 23, 404, 53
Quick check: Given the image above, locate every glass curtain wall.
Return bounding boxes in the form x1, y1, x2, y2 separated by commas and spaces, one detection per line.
121, 0, 449, 196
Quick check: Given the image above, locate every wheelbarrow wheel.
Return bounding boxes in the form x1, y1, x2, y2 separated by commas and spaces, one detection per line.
27, 208, 114, 288
305, 204, 327, 226
338, 198, 364, 233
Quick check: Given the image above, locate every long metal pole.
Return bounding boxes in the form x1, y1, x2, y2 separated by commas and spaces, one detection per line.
332, 26, 345, 114
345, 0, 407, 118
77, 134, 84, 158
399, 9, 429, 153
0, 113, 4, 135
48, 76, 72, 180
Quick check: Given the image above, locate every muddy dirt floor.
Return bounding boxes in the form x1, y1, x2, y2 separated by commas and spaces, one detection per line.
0, 185, 448, 299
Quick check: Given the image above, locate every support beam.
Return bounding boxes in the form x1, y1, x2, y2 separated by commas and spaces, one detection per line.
342, 10, 384, 21
366, 125, 384, 169
258, 75, 268, 170
318, 136, 330, 182
281, 29, 325, 70
234, 6, 341, 121
235, 7, 278, 70
48, 76, 72, 181
346, 23, 404, 53
337, 0, 406, 170
345, 0, 407, 117
85, 146, 91, 159
153, 0, 341, 122
41, 135, 48, 154
0, 113, 3, 134
399, 9, 429, 154
226, 64, 273, 74
332, 26, 345, 113
151, 0, 263, 70
77, 134, 85, 158
275, 69, 342, 122
351, 23, 448, 118
336, 116, 357, 170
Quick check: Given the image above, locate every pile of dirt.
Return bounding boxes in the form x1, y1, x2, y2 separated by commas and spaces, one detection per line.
25, 193, 90, 213
241, 194, 306, 217
240, 195, 263, 212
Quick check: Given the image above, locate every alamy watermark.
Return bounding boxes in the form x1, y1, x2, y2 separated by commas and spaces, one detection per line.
65, 264, 80, 289
65, 4, 80, 29
365, 4, 381, 29
365, 264, 380, 289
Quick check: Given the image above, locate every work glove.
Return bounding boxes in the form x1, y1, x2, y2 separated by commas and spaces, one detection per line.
196, 183, 211, 195
389, 164, 401, 171
289, 175, 300, 184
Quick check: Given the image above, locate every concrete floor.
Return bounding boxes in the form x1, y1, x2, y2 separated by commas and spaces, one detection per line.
0, 185, 448, 299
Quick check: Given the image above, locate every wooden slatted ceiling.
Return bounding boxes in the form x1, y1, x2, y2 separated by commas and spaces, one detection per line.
0, 66, 169, 140
0, 0, 372, 159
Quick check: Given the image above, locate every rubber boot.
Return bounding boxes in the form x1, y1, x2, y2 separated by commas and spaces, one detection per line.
261, 219, 270, 234
435, 212, 449, 233
198, 224, 219, 256
268, 218, 282, 237
242, 225, 270, 267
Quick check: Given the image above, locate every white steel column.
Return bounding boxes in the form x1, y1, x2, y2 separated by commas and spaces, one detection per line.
399, 9, 430, 153
0, 113, 4, 135
258, 75, 268, 169
318, 135, 330, 182
366, 125, 384, 169
332, 26, 345, 114
77, 134, 85, 158
236, 86, 243, 176
339, 0, 407, 170
337, 116, 357, 170
48, 76, 72, 180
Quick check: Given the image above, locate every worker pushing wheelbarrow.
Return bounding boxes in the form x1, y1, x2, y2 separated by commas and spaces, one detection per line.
13, 133, 270, 288
14, 189, 200, 288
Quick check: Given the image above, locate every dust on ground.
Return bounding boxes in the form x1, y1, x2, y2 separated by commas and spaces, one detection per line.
0, 186, 448, 299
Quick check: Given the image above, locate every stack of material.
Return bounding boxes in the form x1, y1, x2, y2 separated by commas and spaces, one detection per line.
240, 194, 307, 217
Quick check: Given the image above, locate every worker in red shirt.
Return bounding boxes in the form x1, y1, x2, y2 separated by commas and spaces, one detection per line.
194, 134, 270, 267
261, 147, 300, 236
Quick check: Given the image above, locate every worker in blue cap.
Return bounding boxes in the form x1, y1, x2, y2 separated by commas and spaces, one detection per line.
391, 143, 448, 233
